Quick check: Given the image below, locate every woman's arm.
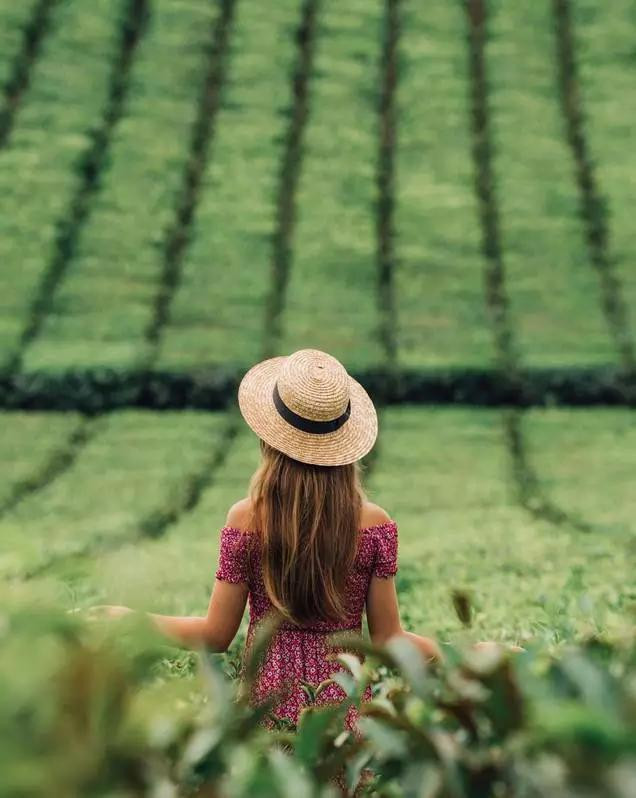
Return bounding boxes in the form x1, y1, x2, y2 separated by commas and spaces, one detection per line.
91, 579, 248, 651
151, 501, 252, 649
365, 578, 523, 661
148, 578, 248, 651
366, 574, 443, 663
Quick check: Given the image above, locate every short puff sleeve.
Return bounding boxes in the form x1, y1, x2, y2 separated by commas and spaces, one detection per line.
215, 526, 250, 583
373, 520, 398, 578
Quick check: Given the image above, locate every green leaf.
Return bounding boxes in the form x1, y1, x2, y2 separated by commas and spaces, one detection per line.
357, 716, 409, 758
451, 589, 473, 627
559, 651, 618, 713
345, 748, 373, 794
267, 747, 314, 798
331, 671, 357, 698
295, 705, 343, 767
385, 636, 430, 699
335, 652, 364, 682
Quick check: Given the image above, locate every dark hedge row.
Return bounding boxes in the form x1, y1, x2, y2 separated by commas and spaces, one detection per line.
1, 365, 634, 412
375, 0, 399, 371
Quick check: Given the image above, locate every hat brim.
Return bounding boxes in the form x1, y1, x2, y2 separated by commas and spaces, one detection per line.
237, 356, 378, 466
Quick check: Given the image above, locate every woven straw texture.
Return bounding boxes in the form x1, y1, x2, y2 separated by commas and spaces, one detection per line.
237, 349, 377, 466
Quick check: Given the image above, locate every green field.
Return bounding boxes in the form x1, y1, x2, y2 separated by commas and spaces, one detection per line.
2, 407, 633, 649
1, 0, 635, 658
0, 0, 634, 377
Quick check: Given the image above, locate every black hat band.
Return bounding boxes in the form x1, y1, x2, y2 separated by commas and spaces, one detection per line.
272, 382, 351, 435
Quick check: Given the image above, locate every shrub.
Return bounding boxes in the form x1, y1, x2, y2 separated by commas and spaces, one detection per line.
1, 595, 634, 797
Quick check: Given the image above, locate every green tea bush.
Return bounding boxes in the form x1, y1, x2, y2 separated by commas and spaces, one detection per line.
1, 593, 634, 798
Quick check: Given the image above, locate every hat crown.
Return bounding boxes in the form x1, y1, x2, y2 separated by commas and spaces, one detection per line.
277, 349, 350, 422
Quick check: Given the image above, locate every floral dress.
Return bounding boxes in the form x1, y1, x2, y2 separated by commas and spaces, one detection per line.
215, 519, 399, 728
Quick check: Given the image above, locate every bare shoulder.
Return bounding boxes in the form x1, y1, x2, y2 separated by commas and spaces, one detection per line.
360, 501, 393, 529
224, 497, 254, 530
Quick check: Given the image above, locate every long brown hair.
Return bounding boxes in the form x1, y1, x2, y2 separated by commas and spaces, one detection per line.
246, 439, 368, 626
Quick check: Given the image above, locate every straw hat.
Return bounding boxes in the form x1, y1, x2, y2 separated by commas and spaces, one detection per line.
237, 348, 378, 466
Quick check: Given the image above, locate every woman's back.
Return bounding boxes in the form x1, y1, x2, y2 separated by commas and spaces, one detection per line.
215, 499, 399, 726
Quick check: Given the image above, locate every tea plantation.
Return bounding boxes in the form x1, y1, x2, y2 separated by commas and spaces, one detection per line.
1, 1, 635, 794
0, 0, 635, 753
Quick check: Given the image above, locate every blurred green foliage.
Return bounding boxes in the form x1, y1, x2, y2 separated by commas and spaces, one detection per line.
1, 594, 634, 797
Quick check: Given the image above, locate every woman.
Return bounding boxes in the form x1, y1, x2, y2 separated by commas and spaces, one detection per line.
97, 348, 441, 726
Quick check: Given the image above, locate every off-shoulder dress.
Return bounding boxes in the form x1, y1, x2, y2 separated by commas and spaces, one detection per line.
215, 519, 399, 728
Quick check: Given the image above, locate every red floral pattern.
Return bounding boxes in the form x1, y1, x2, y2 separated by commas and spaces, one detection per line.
215, 520, 399, 727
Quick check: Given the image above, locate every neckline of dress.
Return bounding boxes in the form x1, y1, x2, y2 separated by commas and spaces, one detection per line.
221, 519, 397, 535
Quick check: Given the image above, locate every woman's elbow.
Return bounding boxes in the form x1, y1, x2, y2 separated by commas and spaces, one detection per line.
200, 636, 229, 653
202, 639, 228, 653
201, 626, 235, 653
370, 624, 403, 648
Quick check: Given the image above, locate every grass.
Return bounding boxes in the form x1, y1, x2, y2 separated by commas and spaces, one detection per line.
0, 0, 126, 366
487, 0, 616, 367
22, 0, 218, 372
